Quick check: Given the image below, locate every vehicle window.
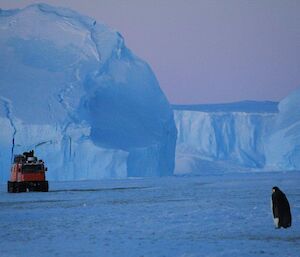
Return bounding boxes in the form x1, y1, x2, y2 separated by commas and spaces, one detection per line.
22, 164, 43, 173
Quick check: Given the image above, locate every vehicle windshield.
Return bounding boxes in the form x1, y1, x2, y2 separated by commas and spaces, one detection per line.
22, 164, 43, 173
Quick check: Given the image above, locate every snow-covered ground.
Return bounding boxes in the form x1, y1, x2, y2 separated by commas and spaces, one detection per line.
1, 171, 300, 257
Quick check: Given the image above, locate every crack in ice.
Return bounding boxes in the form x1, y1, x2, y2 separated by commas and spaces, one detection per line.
0, 97, 17, 162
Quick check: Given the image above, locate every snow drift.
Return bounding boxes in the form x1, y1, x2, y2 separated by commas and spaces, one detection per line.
0, 4, 177, 181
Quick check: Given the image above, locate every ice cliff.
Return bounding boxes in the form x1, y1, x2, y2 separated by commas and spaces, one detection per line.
174, 93, 300, 174
0, 4, 176, 182
265, 88, 300, 170
173, 101, 279, 174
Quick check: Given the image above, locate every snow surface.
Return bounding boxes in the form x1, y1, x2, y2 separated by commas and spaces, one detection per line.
1, 172, 300, 257
0, 4, 176, 182
174, 92, 300, 174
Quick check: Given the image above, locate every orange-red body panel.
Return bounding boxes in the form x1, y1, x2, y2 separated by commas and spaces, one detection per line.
20, 172, 45, 182
10, 163, 46, 182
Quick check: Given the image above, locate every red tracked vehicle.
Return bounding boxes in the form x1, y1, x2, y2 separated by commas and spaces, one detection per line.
7, 150, 48, 193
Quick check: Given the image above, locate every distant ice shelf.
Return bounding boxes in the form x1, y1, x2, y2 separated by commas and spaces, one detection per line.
172, 100, 279, 113
173, 93, 300, 174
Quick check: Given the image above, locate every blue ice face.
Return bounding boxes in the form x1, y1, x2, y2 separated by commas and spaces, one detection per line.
0, 4, 177, 180
8, 38, 79, 72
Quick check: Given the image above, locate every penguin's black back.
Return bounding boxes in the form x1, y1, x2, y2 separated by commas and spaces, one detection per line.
272, 187, 292, 228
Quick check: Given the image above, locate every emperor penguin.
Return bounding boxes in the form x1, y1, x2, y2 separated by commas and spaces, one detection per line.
271, 186, 292, 229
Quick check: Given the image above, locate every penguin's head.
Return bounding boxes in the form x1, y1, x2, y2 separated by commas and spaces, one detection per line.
272, 186, 280, 193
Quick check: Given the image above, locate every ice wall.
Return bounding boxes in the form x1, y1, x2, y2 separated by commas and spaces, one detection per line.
174, 93, 300, 174
174, 102, 278, 174
0, 4, 176, 182
265, 88, 300, 170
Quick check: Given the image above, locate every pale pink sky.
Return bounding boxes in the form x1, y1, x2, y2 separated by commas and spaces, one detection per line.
1, 0, 300, 104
